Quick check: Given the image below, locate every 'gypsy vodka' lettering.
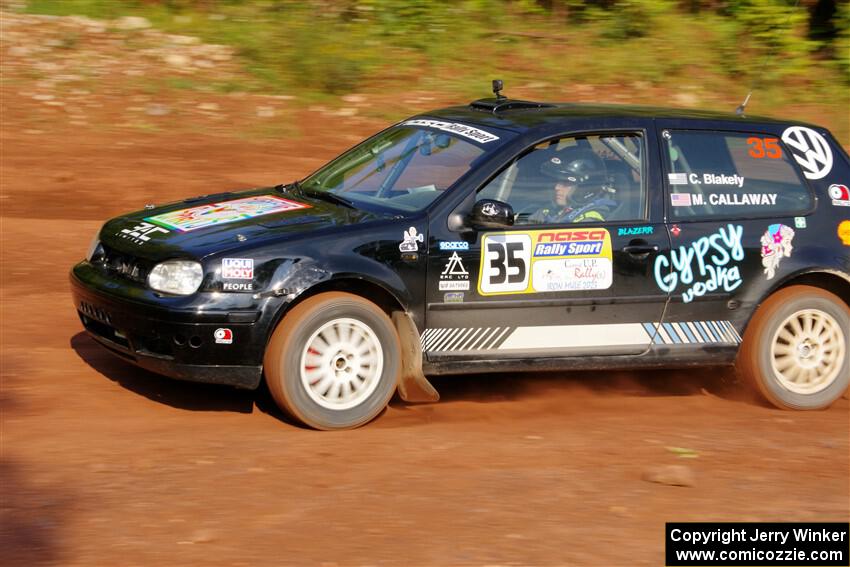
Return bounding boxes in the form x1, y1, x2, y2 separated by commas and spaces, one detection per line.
654, 224, 744, 303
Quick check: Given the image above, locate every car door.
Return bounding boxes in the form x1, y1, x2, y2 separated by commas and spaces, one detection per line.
654, 122, 819, 349
423, 128, 672, 361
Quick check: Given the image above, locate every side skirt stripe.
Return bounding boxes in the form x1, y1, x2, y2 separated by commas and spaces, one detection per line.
419, 320, 740, 352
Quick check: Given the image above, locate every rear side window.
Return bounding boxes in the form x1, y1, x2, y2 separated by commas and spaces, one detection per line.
662, 130, 813, 219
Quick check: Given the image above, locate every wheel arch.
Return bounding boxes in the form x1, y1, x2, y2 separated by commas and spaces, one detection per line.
262, 276, 408, 360
773, 270, 850, 307
261, 276, 439, 402
268, 276, 407, 335
739, 269, 850, 337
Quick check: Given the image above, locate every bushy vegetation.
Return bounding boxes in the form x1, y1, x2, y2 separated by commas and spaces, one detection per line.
22, 0, 850, 139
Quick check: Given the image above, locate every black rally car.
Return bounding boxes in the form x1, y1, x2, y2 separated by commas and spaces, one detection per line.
71, 88, 850, 429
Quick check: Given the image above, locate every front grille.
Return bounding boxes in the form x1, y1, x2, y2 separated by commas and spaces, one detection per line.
79, 300, 112, 325
78, 311, 130, 350
93, 244, 150, 284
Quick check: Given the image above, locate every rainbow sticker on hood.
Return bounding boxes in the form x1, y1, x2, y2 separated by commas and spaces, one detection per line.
147, 195, 309, 232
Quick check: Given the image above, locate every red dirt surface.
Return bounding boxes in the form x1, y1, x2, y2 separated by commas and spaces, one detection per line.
2, 85, 848, 566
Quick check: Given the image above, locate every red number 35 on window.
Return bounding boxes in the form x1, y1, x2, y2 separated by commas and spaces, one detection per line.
747, 137, 782, 159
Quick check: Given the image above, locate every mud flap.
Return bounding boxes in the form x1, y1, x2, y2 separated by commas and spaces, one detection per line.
392, 311, 439, 403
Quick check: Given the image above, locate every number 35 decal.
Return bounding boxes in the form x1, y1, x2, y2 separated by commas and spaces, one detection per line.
747, 137, 782, 159
480, 234, 531, 294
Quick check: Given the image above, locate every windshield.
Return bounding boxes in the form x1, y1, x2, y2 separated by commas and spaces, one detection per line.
300, 121, 510, 212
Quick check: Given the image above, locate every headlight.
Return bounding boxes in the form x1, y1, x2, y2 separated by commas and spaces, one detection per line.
86, 233, 103, 262
148, 260, 203, 295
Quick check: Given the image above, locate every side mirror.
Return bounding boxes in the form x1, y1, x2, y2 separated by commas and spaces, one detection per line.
469, 199, 514, 229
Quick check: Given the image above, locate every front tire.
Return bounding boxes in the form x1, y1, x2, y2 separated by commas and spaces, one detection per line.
263, 292, 401, 430
737, 285, 849, 410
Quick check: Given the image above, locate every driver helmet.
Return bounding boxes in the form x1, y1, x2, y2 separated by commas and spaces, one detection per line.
540, 148, 609, 202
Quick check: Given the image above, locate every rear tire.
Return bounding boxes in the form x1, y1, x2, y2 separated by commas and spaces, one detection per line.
737, 285, 849, 410
263, 292, 401, 430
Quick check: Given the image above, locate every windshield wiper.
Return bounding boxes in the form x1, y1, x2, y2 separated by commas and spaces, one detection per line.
301, 187, 356, 209
276, 181, 304, 196
279, 180, 357, 210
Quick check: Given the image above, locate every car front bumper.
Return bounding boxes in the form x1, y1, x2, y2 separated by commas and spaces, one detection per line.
70, 264, 269, 389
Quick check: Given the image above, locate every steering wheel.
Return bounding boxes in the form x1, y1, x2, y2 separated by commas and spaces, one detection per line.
513, 203, 542, 224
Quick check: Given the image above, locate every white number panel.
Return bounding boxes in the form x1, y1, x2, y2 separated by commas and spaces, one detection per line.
479, 233, 532, 295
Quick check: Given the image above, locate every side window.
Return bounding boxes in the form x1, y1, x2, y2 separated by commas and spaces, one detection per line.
477, 133, 645, 225
662, 130, 813, 219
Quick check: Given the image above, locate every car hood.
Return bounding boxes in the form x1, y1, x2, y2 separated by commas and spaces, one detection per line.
99, 187, 384, 262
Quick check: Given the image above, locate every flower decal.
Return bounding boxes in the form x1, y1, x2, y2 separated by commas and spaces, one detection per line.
760, 223, 795, 280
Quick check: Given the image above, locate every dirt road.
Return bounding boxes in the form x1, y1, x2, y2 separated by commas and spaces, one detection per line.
2, 88, 849, 566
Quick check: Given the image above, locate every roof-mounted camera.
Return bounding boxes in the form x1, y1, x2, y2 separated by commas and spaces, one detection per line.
470, 80, 553, 114
492, 79, 505, 100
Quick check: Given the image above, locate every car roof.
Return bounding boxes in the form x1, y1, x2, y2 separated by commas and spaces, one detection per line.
420, 98, 819, 133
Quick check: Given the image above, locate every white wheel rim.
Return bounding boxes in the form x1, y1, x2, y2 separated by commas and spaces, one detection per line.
300, 317, 384, 410
770, 308, 845, 395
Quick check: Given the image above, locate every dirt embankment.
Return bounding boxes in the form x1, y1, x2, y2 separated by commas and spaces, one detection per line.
2, 9, 848, 567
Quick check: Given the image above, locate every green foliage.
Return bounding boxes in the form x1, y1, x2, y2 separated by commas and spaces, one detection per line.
731, 0, 814, 77
21, 0, 849, 114
836, 1, 850, 80
586, 0, 678, 40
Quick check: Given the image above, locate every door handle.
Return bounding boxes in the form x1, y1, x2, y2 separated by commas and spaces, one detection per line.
622, 244, 659, 255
